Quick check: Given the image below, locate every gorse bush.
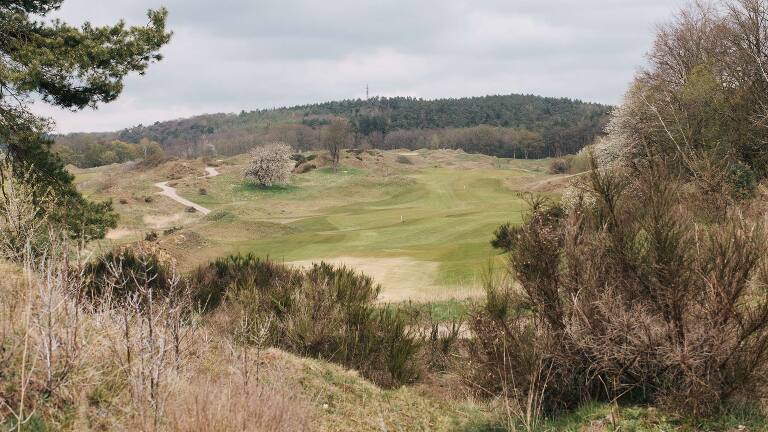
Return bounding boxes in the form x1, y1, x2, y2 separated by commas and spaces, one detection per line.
190, 253, 294, 311
490, 222, 519, 252
728, 161, 758, 199
290, 153, 315, 167
479, 162, 768, 416
190, 254, 420, 387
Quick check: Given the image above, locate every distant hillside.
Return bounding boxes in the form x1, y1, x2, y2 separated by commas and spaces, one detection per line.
56, 94, 612, 166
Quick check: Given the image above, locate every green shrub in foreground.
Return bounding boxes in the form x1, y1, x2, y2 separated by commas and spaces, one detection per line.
190, 254, 420, 387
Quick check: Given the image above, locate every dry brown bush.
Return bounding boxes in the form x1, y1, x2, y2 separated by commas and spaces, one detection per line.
0, 185, 313, 431
0, 244, 314, 430
548, 158, 568, 174
474, 161, 768, 418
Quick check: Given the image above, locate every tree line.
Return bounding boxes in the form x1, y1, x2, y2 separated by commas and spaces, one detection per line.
55, 93, 611, 165
53, 135, 166, 168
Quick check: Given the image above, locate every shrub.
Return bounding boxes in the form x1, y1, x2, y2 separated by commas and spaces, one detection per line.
190, 254, 420, 387
490, 222, 519, 252
0, 163, 53, 261
243, 142, 294, 187
163, 225, 182, 235
290, 153, 307, 167
549, 158, 568, 174
81, 246, 176, 305
203, 209, 235, 222
478, 162, 768, 416
467, 280, 550, 428
294, 163, 316, 174
728, 161, 757, 199
564, 149, 592, 174
396, 155, 413, 165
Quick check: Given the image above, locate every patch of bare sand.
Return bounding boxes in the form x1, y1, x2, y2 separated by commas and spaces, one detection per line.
288, 256, 482, 303
105, 227, 140, 240
143, 212, 195, 229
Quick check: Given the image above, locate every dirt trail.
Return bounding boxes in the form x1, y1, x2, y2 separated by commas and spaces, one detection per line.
154, 166, 220, 215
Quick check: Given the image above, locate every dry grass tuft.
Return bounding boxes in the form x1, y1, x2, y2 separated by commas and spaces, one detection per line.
163, 372, 312, 432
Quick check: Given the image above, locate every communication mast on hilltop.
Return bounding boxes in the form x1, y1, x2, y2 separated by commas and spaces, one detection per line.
366, 84, 369, 100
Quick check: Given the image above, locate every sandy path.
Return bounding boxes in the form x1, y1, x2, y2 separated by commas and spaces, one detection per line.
154, 166, 220, 216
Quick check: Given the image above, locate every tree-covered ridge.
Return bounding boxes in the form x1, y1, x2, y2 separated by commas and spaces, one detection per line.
303, 94, 610, 130
100, 93, 611, 160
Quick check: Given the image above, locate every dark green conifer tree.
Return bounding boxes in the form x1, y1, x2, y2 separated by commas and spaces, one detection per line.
0, 0, 171, 240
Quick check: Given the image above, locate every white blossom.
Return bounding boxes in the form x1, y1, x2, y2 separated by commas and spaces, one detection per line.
243, 142, 294, 187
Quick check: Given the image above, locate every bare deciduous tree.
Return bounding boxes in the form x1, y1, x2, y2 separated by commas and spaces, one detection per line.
610, 0, 768, 183
322, 117, 351, 170
243, 142, 294, 187
0, 160, 53, 262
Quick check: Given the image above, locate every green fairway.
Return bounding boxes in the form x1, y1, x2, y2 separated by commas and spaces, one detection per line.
76, 150, 559, 301
227, 169, 525, 280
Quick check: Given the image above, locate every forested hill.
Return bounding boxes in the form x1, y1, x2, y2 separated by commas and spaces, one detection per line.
56, 94, 612, 166
298, 94, 610, 130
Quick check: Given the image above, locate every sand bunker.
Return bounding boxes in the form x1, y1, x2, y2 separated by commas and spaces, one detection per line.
288, 256, 482, 302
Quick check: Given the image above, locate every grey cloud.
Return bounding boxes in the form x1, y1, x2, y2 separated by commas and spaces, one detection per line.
38, 0, 686, 133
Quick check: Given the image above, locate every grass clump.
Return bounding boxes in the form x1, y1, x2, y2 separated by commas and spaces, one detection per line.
203, 209, 235, 222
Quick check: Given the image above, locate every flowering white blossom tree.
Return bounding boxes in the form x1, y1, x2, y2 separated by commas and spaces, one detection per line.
243, 142, 294, 187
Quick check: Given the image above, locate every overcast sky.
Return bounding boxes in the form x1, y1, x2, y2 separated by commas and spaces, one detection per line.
34, 0, 686, 133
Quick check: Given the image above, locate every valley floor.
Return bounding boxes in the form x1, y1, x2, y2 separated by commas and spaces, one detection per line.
73, 149, 565, 302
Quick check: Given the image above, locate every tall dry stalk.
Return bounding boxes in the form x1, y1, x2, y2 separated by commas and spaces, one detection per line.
98, 247, 198, 428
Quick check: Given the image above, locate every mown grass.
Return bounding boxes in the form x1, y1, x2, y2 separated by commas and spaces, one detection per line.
393, 299, 473, 322
193, 166, 533, 286
232, 182, 300, 195
74, 152, 553, 300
